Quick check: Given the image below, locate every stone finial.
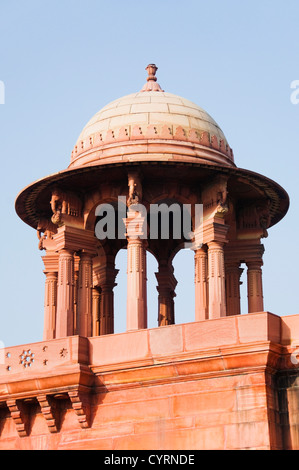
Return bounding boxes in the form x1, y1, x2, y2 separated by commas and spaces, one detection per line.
141, 64, 164, 92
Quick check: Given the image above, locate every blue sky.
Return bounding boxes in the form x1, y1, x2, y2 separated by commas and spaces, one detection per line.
0, 0, 298, 347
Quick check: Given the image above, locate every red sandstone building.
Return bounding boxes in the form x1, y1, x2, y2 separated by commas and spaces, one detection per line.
0, 65, 298, 450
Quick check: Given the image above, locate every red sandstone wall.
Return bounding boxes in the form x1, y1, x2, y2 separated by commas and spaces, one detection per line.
0, 371, 274, 450
0, 312, 299, 450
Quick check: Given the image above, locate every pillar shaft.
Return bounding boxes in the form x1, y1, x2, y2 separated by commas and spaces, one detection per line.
247, 262, 264, 313
73, 271, 79, 334
194, 247, 208, 321
156, 266, 177, 326
126, 238, 147, 330
225, 264, 243, 316
99, 285, 114, 335
93, 262, 118, 336
77, 253, 93, 337
157, 288, 174, 326
43, 272, 57, 340
56, 249, 75, 337
208, 241, 226, 319
92, 287, 100, 337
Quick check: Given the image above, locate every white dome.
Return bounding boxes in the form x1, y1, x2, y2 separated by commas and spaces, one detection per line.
76, 91, 227, 145
69, 76, 234, 169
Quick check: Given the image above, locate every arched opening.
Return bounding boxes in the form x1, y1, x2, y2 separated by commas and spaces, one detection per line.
99, 196, 197, 333
240, 262, 248, 315
146, 251, 159, 329
114, 248, 159, 333
114, 248, 127, 334
172, 248, 195, 325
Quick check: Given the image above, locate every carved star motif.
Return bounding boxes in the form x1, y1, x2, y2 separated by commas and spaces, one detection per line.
60, 348, 68, 358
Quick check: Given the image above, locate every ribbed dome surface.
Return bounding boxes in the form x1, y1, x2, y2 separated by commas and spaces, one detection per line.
77, 91, 227, 144
69, 90, 234, 168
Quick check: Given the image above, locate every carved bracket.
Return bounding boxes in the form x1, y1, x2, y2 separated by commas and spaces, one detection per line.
37, 394, 58, 433
127, 171, 143, 207
237, 199, 271, 239
37, 218, 58, 251
202, 176, 229, 220
50, 187, 83, 227
68, 390, 90, 429
6, 399, 28, 438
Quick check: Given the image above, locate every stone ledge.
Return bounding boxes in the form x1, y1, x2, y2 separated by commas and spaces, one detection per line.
0, 312, 297, 400
0, 312, 298, 382
0, 311, 298, 447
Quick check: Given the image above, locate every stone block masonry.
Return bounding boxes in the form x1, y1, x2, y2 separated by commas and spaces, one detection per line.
0, 312, 299, 450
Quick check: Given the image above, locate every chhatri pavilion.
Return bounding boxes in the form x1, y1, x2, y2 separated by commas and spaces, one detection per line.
0, 65, 298, 450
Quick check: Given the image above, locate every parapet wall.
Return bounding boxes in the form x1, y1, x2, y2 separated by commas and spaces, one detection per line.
0, 312, 299, 450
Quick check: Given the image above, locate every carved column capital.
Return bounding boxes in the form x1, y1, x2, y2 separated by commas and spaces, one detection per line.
53, 225, 97, 255
246, 259, 263, 270
203, 219, 229, 246
93, 263, 119, 289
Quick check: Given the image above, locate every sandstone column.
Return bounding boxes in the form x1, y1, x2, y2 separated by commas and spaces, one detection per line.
56, 249, 75, 337
73, 270, 79, 334
77, 252, 93, 337
43, 272, 57, 340
125, 171, 147, 330
93, 262, 119, 335
92, 287, 100, 337
194, 247, 208, 321
247, 261, 264, 313
207, 241, 226, 318
225, 263, 243, 316
126, 237, 147, 330
99, 283, 115, 335
155, 263, 177, 326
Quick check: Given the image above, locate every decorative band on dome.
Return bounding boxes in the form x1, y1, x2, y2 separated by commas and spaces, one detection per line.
70, 123, 234, 164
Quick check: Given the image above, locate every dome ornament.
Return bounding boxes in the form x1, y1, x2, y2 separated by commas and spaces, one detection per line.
141, 64, 164, 92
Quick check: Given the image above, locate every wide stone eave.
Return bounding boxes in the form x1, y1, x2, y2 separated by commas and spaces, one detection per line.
15, 160, 290, 231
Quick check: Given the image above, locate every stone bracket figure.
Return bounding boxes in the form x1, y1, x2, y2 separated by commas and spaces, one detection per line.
37, 218, 57, 250
237, 199, 271, 238
202, 176, 229, 218
50, 188, 82, 226
127, 172, 142, 207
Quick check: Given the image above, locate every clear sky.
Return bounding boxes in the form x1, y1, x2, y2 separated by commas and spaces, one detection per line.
0, 0, 298, 347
